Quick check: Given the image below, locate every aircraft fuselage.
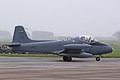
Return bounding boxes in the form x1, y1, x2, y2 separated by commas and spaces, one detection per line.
12, 38, 112, 55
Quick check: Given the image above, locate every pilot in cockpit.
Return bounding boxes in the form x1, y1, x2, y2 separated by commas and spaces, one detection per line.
80, 36, 86, 41
80, 35, 98, 43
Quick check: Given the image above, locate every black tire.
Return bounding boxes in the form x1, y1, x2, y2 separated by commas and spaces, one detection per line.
63, 56, 72, 62
96, 57, 100, 61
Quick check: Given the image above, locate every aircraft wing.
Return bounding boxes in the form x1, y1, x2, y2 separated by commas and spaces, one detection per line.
55, 44, 93, 58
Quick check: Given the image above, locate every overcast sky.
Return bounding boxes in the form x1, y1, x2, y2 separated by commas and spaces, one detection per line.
0, 0, 120, 37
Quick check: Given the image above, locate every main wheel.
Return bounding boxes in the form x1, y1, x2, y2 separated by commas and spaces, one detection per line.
63, 56, 72, 62
96, 57, 100, 61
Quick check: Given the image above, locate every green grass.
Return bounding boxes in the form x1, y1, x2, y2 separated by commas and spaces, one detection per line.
0, 53, 59, 57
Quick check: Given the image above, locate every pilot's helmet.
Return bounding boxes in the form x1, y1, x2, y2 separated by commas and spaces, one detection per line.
80, 36, 85, 41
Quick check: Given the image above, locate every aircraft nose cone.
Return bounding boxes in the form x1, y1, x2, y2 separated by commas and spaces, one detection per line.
107, 46, 113, 53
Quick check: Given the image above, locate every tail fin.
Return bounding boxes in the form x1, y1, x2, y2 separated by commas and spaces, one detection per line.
12, 26, 32, 43
12, 26, 55, 43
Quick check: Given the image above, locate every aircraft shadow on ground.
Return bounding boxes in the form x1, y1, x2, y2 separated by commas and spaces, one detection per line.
56, 59, 95, 62
55, 58, 120, 62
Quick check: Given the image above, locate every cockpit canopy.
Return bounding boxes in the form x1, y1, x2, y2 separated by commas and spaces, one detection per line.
79, 35, 98, 43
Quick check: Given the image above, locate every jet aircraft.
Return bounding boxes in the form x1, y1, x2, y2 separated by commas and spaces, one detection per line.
8, 26, 113, 61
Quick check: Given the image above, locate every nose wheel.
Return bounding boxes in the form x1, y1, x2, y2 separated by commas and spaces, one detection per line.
63, 56, 72, 62
96, 57, 100, 61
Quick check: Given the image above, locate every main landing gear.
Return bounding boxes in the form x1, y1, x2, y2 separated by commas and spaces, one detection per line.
63, 56, 72, 62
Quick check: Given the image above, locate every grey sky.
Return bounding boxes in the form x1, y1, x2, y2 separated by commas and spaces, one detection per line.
0, 0, 120, 37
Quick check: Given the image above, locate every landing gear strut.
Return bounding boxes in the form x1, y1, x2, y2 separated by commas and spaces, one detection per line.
96, 57, 100, 61
63, 56, 72, 62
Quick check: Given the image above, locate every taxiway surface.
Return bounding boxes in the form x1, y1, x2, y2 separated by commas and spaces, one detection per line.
0, 57, 119, 80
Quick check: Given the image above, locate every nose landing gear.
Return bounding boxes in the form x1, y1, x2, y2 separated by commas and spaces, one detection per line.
96, 57, 100, 61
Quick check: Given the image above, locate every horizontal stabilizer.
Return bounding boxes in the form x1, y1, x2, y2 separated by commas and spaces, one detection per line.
6, 43, 21, 47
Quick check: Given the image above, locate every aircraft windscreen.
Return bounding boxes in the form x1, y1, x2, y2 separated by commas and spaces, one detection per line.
79, 35, 98, 43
